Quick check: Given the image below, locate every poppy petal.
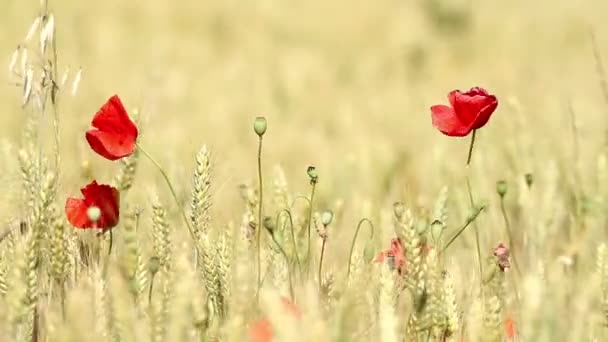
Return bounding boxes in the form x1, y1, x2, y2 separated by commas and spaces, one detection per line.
81, 181, 120, 229
470, 96, 498, 130
449, 89, 497, 129
431, 105, 470, 137
86, 95, 138, 161
66, 181, 120, 230
91, 95, 137, 136
86, 129, 136, 161
65, 198, 91, 228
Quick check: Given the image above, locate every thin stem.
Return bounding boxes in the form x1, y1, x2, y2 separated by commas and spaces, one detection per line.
269, 232, 295, 300
275, 209, 301, 271
465, 130, 483, 289
439, 206, 485, 254
466, 176, 483, 285
347, 218, 375, 280
306, 183, 317, 277
499, 197, 521, 275
318, 237, 327, 289
148, 272, 156, 305
136, 144, 194, 239
108, 229, 113, 256
466, 129, 477, 166
256, 136, 264, 294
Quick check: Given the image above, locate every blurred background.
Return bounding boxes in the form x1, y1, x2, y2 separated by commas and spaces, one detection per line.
1, 0, 608, 237
2, 2, 608, 339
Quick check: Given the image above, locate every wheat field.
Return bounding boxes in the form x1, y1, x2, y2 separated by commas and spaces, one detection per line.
1, 0, 608, 341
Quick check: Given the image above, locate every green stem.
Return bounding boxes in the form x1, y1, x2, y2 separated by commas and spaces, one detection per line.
466, 176, 483, 287
148, 272, 156, 305
306, 183, 317, 277
269, 232, 295, 300
318, 237, 327, 289
466, 129, 477, 166
136, 144, 194, 240
439, 206, 485, 254
500, 197, 521, 275
256, 136, 264, 294
347, 218, 375, 280
276, 209, 301, 272
465, 130, 483, 286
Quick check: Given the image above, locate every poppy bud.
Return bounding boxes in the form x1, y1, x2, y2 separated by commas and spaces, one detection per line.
393, 202, 405, 219
321, 210, 333, 226
307, 166, 318, 185
496, 180, 508, 198
148, 256, 160, 275
430, 220, 444, 242
87, 206, 101, 223
253, 117, 267, 137
263, 216, 275, 234
524, 173, 533, 188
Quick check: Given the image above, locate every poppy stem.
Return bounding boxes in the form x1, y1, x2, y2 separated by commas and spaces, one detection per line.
256, 135, 264, 296
269, 231, 295, 300
306, 182, 317, 278
136, 144, 194, 240
347, 218, 375, 280
275, 209, 302, 273
464, 130, 484, 291
466, 129, 477, 166
499, 196, 521, 276
439, 205, 485, 254
318, 236, 327, 289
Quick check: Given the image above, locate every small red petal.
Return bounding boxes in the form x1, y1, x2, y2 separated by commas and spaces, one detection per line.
86, 129, 136, 161
65, 198, 92, 228
375, 251, 387, 263
431, 105, 471, 137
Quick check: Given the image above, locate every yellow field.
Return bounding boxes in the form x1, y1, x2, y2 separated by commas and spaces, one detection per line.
1, 0, 608, 341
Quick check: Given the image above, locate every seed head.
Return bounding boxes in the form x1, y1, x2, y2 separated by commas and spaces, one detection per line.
307, 166, 318, 185
253, 117, 267, 137
524, 173, 533, 188
496, 180, 508, 198
321, 210, 333, 226
148, 256, 161, 275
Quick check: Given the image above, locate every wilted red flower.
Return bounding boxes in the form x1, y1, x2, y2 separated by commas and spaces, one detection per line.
493, 243, 511, 272
86, 95, 138, 161
65, 180, 120, 230
431, 87, 498, 137
375, 238, 406, 274
248, 297, 300, 342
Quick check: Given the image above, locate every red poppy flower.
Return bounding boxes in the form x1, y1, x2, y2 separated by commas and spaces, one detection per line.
86, 95, 138, 161
65, 180, 120, 230
431, 87, 498, 137
375, 238, 406, 274
248, 297, 300, 342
